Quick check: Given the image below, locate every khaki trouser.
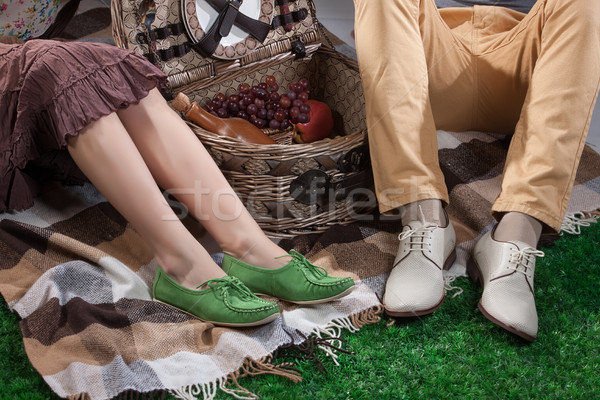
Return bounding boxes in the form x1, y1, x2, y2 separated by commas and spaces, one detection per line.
353, 0, 600, 232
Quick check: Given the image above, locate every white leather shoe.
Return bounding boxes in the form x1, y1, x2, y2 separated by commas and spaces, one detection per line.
468, 228, 545, 342
383, 211, 456, 317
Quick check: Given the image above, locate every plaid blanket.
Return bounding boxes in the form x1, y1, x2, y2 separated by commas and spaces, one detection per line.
1, 130, 599, 400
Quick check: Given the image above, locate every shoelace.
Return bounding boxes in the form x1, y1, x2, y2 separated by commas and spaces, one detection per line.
277, 249, 329, 278
508, 247, 545, 279
397, 223, 438, 252
203, 276, 256, 300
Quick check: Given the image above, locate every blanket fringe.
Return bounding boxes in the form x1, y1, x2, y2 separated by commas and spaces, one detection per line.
349, 304, 384, 330
443, 276, 464, 298
231, 354, 303, 383
169, 355, 303, 400
169, 380, 217, 400
309, 305, 383, 366
560, 210, 599, 235
271, 306, 383, 370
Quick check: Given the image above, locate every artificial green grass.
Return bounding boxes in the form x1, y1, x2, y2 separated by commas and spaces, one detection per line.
0, 302, 57, 400
2, 222, 599, 400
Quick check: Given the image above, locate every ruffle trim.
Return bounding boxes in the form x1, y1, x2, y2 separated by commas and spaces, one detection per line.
24, 51, 166, 150
1, 52, 167, 213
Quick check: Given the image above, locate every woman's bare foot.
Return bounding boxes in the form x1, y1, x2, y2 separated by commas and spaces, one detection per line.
157, 247, 226, 290
223, 237, 291, 270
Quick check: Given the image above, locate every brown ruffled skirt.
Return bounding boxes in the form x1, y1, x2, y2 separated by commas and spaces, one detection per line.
0, 40, 167, 212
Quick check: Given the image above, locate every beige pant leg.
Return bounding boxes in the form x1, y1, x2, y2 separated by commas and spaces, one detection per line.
353, 0, 470, 213
484, 0, 600, 232
355, 0, 600, 230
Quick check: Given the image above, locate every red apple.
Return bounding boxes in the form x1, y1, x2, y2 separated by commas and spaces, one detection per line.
292, 100, 334, 144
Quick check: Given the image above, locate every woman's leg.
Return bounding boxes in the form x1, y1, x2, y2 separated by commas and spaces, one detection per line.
115, 89, 288, 269
66, 112, 226, 289
110, 89, 354, 306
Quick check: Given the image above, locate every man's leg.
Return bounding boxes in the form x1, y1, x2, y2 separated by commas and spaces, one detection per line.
353, 0, 473, 316
491, 0, 600, 233
470, 0, 600, 341
353, 0, 466, 214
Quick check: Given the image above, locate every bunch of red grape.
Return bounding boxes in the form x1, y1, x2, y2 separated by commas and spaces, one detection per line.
205, 75, 311, 130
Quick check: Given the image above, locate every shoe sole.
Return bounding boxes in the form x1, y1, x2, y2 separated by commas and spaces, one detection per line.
385, 248, 457, 317
256, 285, 356, 305
153, 299, 280, 328
466, 257, 536, 342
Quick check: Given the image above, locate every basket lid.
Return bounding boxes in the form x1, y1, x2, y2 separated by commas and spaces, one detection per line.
111, 0, 324, 89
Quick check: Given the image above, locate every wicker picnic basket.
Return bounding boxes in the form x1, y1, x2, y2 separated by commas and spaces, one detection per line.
111, 0, 373, 237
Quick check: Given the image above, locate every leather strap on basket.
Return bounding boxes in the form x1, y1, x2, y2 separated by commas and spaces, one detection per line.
289, 169, 374, 210
136, 22, 187, 44
138, 22, 192, 62
144, 43, 192, 62
274, 0, 293, 31
271, 8, 308, 30
192, 0, 272, 57
289, 145, 372, 208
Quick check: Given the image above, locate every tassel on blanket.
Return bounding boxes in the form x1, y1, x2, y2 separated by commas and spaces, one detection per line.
169, 380, 219, 400
443, 275, 464, 298
273, 328, 352, 372
223, 354, 304, 399
309, 326, 355, 366
560, 211, 600, 235
273, 307, 383, 370
169, 355, 303, 400
232, 355, 303, 382
349, 304, 383, 330
171, 378, 244, 400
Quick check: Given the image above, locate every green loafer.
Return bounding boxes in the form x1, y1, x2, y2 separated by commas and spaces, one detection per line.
152, 266, 280, 327
222, 250, 355, 304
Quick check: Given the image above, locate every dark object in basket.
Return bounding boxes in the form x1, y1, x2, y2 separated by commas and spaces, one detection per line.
111, 0, 374, 237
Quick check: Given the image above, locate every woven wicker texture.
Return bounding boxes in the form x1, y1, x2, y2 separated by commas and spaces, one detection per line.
112, 0, 372, 237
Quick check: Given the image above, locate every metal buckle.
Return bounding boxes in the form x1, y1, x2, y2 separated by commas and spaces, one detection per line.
226, 0, 241, 11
